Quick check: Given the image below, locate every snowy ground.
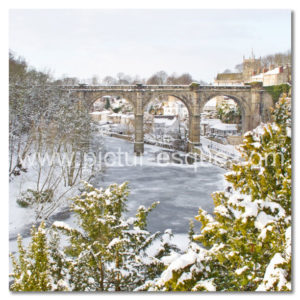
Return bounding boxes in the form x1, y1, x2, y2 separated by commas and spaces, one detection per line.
9, 136, 226, 263
200, 136, 240, 158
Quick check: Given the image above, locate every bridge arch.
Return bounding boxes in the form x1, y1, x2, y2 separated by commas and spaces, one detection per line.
142, 92, 197, 152
87, 92, 136, 114
143, 93, 193, 117
200, 93, 251, 133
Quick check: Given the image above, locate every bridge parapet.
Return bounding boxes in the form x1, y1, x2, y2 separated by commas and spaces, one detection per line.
63, 84, 252, 91
64, 85, 191, 92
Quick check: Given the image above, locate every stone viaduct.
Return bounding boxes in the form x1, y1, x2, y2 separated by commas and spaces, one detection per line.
65, 83, 273, 155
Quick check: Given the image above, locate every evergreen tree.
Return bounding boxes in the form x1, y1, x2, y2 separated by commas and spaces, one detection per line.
10, 222, 69, 291
105, 98, 111, 110
48, 230, 69, 291
10, 222, 52, 291
155, 97, 291, 291
53, 182, 178, 291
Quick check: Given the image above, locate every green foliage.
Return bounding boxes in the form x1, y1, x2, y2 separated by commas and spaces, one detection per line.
246, 81, 263, 88
104, 98, 111, 110
17, 189, 54, 208
264, 84, 290, 105
217, 102, 241, 124
155, 97, 291, 291
53, 182, 177, 291
188, 219, 195, 242
227, 97, 291, 214
10, 182, 178, 291
10, 222, 70, 291
112, 106, 122, 113
10, 222, 53, 291
189, 82, 200, 90
48, 231, 69, 291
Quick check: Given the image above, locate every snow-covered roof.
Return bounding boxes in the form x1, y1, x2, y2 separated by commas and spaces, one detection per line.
215, 73, 243, 81
251, 66, 285, 82
154, 117, 177, 127
90, 112, 102, 115
264, 67, 281, 75
109, 113, 122, 117
121, 114, 134, 119
90, 111, 111, 115
201, 118, 222, 125
211, 123, 238, 131
111, 103, 121, 108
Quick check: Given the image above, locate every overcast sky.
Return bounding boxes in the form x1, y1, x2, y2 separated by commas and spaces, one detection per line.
9, 9, 291, 83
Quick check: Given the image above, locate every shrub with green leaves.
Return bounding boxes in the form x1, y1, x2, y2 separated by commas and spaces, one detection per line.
16, 189, 54, 208
155, 97, 291, 291
10, 222, 68, 291
50, 182, 179, 291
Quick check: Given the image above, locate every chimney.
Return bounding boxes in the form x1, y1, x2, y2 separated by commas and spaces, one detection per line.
279, 66, 283, 73
263, 68, 268, 73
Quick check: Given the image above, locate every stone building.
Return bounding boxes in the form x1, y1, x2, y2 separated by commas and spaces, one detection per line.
89, 110, 110, 122
214, 53, 262, 85
251, 66, 291, 86
214, 73, 244, 86
163, 97, 189, 120
209, 123, 239, 137
214, 53, 290, 87
242, 55, 262, 82
153, 115, 179, 136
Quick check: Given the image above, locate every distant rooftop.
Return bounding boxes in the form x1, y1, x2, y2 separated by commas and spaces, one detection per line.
215, 73, 243, 81
211, 123, 238, 131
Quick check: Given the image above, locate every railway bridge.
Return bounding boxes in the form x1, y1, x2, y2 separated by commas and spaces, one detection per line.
65, 83, 273, 155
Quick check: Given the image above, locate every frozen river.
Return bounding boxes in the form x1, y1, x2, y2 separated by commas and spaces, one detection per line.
9, 136, 226, 258
91, 136, 226, 234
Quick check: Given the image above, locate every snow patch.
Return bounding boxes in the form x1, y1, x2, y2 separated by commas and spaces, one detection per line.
254, 212, 274, 230
235, 266, 248, 275
192, 279, 216, 291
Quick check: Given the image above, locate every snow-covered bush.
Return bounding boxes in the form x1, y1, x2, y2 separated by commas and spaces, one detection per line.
217, 102, 241, 124
17, 189, 54, 208
10, 182, 179, 291
10, 222, 69, 291
155, 97, 291, 291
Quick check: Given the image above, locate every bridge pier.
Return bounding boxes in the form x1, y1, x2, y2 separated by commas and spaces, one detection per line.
250, 87, 264, 130
188, 114, 201, 152
134, 114, 144, 156
243, 114, 252, 133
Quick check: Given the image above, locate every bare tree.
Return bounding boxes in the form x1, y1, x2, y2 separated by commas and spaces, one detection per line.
146, 71, 168, 85
166, 73, 178, 85
102, 76, 117, 85
176, 73, 193, 84
132, 75, 145, 84
9, 52, 104, 221
116, 72, 132, 84
91, 75, 99, 85
235, 63, 243, 72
